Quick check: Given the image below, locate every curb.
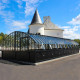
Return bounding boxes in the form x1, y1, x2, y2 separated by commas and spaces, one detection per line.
16, 53, 80, 66
35, 53, 80, 65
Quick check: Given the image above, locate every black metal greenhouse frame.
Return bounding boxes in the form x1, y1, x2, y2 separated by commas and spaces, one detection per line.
1, 31, 79, 63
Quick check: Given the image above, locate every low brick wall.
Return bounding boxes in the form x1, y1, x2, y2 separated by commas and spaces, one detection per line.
2, 48, 79, 63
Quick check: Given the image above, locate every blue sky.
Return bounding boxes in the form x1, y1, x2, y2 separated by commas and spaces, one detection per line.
0, 0, 80, 39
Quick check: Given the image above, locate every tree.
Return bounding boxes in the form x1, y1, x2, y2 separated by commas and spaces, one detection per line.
74, 39, 80, 47
0, 36, 3, 44
0, 32, 8, 45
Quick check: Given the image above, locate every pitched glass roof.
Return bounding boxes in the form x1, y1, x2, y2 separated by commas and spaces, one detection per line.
29, 35, 79, 45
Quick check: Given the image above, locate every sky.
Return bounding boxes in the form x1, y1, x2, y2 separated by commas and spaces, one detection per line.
0, 0, 80, 39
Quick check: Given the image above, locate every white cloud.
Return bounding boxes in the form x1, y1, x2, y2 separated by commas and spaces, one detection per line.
61, 26, 70, 29
62, 25, 80, 39
12, 20, 30, 30
1, 0, 9, 3
0, 0, 46, 33
75, 3, 80, 10
23, 0, 41, 16
22, 0, 39, 4
15, 0, 23, 8
0, 3, 6, 10
0, 10, 14, 23
0, 0, 31, 33
15, 0, 44, 16
0, 0, 12, 22
64, 14, 80, 39
68, 14, 80, 25
7, 20, 30, 33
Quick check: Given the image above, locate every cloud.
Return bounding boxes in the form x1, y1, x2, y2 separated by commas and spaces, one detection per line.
75, 3, 80, 10
7, 20, 30, 33
0, 0, 9, 10
0, 3, 6, 10
0, 0, 31, 33
63, 14, 80, 39
0, 0, 12, 22
22, 0, 40, 4
61, 24, 80, 39
63, 26, 80, 39
61, 26, 70, 29
15, 0, 23, 8
0, 0, 46, 33
1, 0, 9, 3
57, 14, 80, 39
24, 0, 42, 16
0, 10, 14, 23
68, 14, 80, 25
15, 0, 45, 16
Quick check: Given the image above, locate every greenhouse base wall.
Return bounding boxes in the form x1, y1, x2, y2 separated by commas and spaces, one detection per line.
2, 48, 79, 63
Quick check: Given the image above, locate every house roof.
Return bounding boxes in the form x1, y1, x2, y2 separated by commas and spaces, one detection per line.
43, 16, 63, 30
30, 9, 42, 25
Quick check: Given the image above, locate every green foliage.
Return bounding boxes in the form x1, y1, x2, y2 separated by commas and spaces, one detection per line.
0, 36, 3, 44
74, 39, 80, 47
0, 32, 7, 45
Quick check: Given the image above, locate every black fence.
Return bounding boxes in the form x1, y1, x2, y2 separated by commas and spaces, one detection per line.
2, 47, 79, 63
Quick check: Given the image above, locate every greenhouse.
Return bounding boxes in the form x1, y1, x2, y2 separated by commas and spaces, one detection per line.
1, 31, 79, 63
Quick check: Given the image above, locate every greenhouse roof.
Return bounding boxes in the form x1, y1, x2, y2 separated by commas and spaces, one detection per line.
29, 34, 79, 45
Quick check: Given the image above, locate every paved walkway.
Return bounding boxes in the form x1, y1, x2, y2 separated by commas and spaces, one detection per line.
0, 53, 80, 80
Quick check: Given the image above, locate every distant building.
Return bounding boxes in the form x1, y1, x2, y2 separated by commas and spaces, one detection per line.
29, 9, 63, 38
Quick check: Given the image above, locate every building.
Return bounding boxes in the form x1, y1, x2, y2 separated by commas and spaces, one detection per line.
29, 9, 63, 38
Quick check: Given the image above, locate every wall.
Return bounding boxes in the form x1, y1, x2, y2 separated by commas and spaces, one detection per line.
29, 24, 44, 35
44, 29, 63, 38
